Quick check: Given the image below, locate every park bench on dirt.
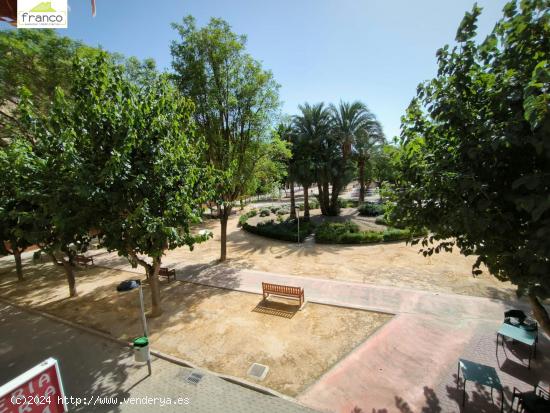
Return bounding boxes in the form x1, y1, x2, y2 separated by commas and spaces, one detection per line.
74, 255, 94, 268
159, 267, 176, 282
262, 282, 304, 308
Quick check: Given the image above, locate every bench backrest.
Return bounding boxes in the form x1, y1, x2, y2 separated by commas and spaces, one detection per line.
262, 282, 302, 296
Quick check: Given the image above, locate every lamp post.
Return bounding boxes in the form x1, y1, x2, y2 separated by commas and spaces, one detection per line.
117, 280, 151, 375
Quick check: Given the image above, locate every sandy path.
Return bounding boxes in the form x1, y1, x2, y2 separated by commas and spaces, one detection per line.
156, 209, 515, 300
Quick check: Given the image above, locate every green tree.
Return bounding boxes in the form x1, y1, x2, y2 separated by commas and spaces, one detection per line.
285, 122, 315, 221
78, 54, 212, 316
0, 139, 36, 280
392, 1, 550, 334
171, 16, 280, 261
0, 30, 84, 117
19, 86, 93, 297
341, 103, 385, 203
248, 135, 290, 199
293, 103, 352, 216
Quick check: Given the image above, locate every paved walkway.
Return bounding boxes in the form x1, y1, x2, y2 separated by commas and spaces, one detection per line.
66, 251, 550, 412
0, 303, 317, 413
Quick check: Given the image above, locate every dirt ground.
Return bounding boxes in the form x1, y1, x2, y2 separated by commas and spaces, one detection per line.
0, 260, 390, 396
156, 208, 516, 300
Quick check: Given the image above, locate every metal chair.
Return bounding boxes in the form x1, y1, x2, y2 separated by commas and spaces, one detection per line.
510, 385, 550, 412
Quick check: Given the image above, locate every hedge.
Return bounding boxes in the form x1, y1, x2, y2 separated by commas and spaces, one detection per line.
242, 219, 314, 242
238, 209, 257, 227
338, 198, 359, 208
315, 221, 422, 244
357, 202, 385, 217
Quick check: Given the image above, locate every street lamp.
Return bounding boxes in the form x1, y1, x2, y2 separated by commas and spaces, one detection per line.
116, 279, 151, 375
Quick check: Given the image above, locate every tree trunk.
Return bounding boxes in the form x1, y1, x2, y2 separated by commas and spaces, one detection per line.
303, 185, 310, 221
329, 181, 340, 216
220, 205, 231, 262
61, 261, 77, 297
148, 258, 162, 318
528, 291, 550, 337
289, 181, 296, 219
13, 248, 23, 281
317, 182, 326, 215
358, 158, 366, 203
322, 181, 330, 215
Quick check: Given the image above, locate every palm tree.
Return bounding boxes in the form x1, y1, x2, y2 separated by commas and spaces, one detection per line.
293, 103, 334, 215
330, 101, 372, 163
354, 116, 384, 202
331, 101, 384, 203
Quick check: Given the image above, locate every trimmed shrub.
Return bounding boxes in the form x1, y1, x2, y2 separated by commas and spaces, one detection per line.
339, 232, 383, 244
259, 208, 271, 217
308, 198, 320, 209
270, 205, 281, 213
238, 209, 257, 227
315, 221, 360, 243
338, 198, 359, 208
297, 198, 320, 211
357, 202, 384, 217
315, 221, 418, 244
242, 219, 314, 242
277, 207, 290, 216
382, 228, 411, 242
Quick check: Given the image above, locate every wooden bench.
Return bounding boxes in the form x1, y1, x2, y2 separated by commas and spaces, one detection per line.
159, 267, 176, 282
262, 282, 304, 308
75, 255, 94, 268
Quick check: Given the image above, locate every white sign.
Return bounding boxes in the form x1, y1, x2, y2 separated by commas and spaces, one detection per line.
17, 0, 68, 29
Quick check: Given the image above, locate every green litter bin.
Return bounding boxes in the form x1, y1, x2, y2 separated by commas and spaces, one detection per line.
133, 336, 150, 362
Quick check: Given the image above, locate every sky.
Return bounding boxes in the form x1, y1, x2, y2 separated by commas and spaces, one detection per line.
21, 0, 511, 139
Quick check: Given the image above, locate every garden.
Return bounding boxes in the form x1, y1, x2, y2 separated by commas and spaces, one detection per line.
239, 198, 426, 245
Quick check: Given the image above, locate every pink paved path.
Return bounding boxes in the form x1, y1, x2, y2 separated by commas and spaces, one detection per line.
88, 250, 549, 413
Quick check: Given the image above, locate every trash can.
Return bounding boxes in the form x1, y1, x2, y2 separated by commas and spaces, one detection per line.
133, 336, 150, 362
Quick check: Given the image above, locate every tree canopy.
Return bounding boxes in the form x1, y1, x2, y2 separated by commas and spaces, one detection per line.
171, 16, 280, 261
391, 0, 550, 333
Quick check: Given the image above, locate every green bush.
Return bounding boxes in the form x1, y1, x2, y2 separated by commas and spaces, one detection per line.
32, 250, 42, 260
339, 232, 383, 244
338, 198, 359, 208
242, 219, 314, 242
382, 228, 411, 242
315, 221, 417, 244
238, 209, 257, 227
308, 198, 320, 209
315, 221, 360, 243
297, 198, 320, 211
277, 207, 290, 216
375, 216, 389, 226
259, 208, 271, 217
357, 202, 385, 217
270, 205, 281, 213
